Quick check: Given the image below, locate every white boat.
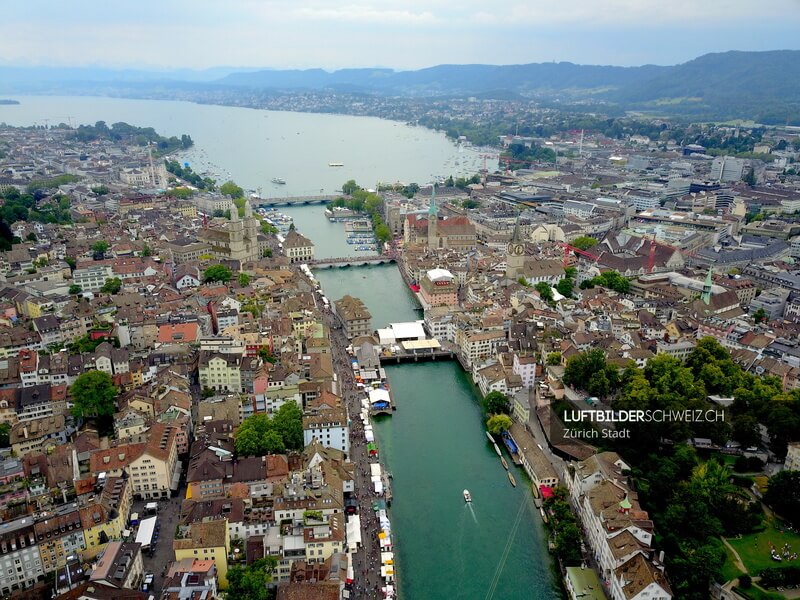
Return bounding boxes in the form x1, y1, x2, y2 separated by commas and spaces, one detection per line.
329, 162, 344, 167
463, 489, 472, 503
271, 177, 286, 184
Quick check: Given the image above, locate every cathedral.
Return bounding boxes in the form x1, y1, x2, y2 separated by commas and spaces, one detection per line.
197, 201, 268, 263
403, 188, 477, 251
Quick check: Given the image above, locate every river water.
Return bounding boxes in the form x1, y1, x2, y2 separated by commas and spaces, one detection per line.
0, 95, 554, 598
314, 256, 556, 600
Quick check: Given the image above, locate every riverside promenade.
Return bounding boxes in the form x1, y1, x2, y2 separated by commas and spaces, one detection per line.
324, 305, 394, 599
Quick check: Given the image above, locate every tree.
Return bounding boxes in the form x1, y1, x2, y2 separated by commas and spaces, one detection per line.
0, 422, 10, 447
342, 180, 360, 195
534, 281, 554, 304
487, 414, 513, 434
764, 470, 800, 527
238, 272, 251, 287
68, 284, 82, 295
272, 402, 304, 451
220, 181, 244, 199
70, 371, 118, 429
262, 248, 273, 258
91, 240, 109, 257
26, 232, 37, 242
203, 264, 233, 283
483, 391, 511, 415
571, 236, 598, 251
547, 352, 562, 366
100, 277, 122, 294
563, 349, 620, 398
556, 277, 573, 298
260, 220, 278, 235
731, 414, 760, 447
752, 308, 768, 323
226, 557, 278, 600
141, 243, 152, 257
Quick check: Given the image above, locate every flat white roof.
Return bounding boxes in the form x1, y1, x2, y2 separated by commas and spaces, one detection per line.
135, 516, 157, 546
426, 268, 454, 282
369, 389, 391, 403
389, 321, 425, 340
401, 339, 441, 351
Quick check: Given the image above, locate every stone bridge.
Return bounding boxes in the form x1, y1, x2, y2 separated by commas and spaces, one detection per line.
309, 255, 397, 269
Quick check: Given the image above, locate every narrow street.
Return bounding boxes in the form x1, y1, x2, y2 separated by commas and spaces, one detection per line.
324, 305, 391, 599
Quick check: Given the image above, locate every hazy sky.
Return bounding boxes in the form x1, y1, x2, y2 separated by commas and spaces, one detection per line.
2, 0, 799, 70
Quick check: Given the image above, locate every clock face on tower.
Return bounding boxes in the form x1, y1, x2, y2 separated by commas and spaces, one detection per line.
507, 243, 525, 256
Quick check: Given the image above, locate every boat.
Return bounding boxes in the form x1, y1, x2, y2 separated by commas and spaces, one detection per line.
329, 162, 344, 167
485, 431, 494, 443
508, 472, 517, 487
493, 443, 502, 457
500, 456, 509, 470
271, 177, 286, 184
463, 489, 472, 503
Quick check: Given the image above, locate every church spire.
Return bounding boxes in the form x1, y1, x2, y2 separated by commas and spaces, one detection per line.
511, 213, 522, 244
701, 266, 713, 305
428, 184, 438, 216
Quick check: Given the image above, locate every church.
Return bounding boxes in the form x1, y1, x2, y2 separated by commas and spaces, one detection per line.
197, 201, 268, 263
404, 188, 477, 251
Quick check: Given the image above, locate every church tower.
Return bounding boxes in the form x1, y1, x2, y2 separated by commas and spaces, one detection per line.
701, 267, 713, 305
427, 185, 438, 250
505, 215, 526, 279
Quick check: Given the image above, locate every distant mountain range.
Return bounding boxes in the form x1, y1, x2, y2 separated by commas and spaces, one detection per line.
1, 50, 799, 123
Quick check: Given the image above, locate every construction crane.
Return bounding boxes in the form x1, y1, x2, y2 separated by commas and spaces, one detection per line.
557, 242, 600, 268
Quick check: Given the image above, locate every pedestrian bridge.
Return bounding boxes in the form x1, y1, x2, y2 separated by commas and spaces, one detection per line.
310, 256, 397, 269
257, 195, 338, 207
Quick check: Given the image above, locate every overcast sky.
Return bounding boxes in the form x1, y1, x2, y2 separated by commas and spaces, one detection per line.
2, 0, 799, 70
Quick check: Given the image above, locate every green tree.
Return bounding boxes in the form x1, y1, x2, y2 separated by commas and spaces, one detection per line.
342, 179, 360, 195
0, 422, 10, 447
764, 470, 800, 527
546, 352, 562, 366
70, 371, 118, 432
100, 277, 122, 294
262, 430, 286, 454
731, 414, 760, 447
203, 264, 233, 283
556, 277, 573, 298
534, 281, 554, 304
272, 401, 304, 451
487, 414, 513, 434
220, 181, 245, 199
260, 220, 278, 235
752, 308, 768, 323
483, 391, 511, 415
226, 557, 278, 600
141, 243, 152, 257
262, 248, 273, 258
26, 232, 37, 242
563, 349, 620, 398
68, 284, 82, 295
571, 236, 598, 251
91, 240, 109, 256
238, 272, 251, 287
375, 223, 391, 243
235, 414, 273, 456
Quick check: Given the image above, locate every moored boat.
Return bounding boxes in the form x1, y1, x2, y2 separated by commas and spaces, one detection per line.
485, 431, 494, 442
500, 456, 509, 470
508, 472, 517, 487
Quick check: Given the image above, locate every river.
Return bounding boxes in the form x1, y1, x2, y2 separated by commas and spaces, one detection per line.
314, 248, 556, 600
0, 95, 554, 598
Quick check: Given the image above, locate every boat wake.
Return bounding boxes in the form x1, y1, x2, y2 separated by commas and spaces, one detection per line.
467, 502, 479, 525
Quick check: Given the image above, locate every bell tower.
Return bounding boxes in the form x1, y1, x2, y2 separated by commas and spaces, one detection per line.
505, 215, 526, 279
427, 185, 438, 250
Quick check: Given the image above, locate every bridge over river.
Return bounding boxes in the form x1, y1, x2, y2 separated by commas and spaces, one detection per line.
309, 255, 397, 269
257, 195, 338, 207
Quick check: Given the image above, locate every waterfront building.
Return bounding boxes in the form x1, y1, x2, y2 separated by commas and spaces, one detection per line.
333, 296, 372, 340
419, 268, 458, 307
565, 565, 607, 600
403, 188, 477, 251
282, 229, 315, 264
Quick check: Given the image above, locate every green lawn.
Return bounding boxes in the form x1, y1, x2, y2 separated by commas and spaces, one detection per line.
733, 586, 785, 600
726, 515, 800, 576
720, 543, 745, 583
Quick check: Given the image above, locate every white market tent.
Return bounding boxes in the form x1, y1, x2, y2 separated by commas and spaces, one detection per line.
388, 321, 426, 341
135, 516, 157, 547
368, 388, 391, 406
